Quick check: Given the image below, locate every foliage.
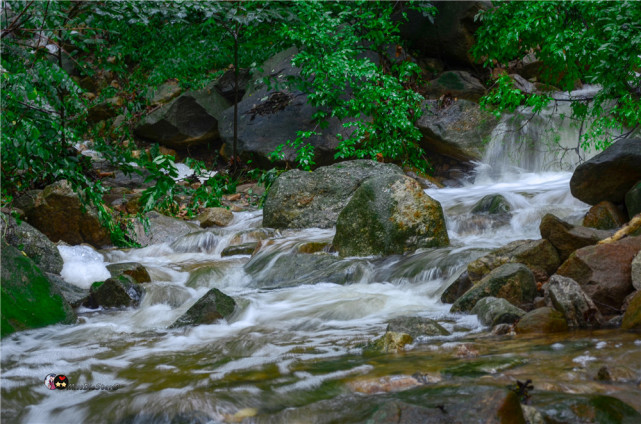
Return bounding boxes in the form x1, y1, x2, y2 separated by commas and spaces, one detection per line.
272, 1, 435, 173
473, 0, 641, 150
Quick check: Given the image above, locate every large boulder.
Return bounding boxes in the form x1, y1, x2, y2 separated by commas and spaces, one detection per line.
170, 288, 236, 328
19, 180, 111, 248
1, 213, 63, 274
632, 251, 641, 291
450, 263, 537, 313
134, 81, 230, 150
556, 236, 641, 315
569, 138, 641, 205
333, 174, 449, 256
467, 239, 560, 283
399, 1, 487, 68
471, 296, 526, 327
544, 274, 603, 328
263, 160, 403, 229
417, 99, 498, 162
424, 71, 486, 102
219, 48, 352, 166
539, 213, 614, 261
1, 243, 76, 337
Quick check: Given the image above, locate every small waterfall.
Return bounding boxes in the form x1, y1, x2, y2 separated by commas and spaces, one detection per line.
481, 85, 610, 179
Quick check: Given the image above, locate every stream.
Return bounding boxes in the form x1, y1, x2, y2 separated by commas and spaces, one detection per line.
2, 101, 641, 422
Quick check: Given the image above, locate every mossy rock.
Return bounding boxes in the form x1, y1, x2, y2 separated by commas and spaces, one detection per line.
1, 242, 76, 337
533, 392, 641, 424
471, 296, 525, 327
516, 307, 568, 334
107, 262, 152, 284
221, 242, 258, 257
364, 331, 414, 354
621, 290, 641, 330
471, 194, 511, 215
84, 275, 144, 309
170, 288, 236, 328
386, 316, 450, 338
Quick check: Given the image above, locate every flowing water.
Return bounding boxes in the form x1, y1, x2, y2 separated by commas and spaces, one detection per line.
3, 106, 641, 422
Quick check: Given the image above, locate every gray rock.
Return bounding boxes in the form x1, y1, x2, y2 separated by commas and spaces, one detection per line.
441, 270, 473, 304
333, 174, 449, 256
46, 273, 89, 308
132, 211, 200, 246
263, 160, 403, 229
625, 181, 641, 218
386, 316, 450, 338
107, 262, 152, 284
146, 80, 182, 106
219, 48, 353, 166
570, 138, 641, 205
467, 239, 560, 283
515, 307, 568, 334
417, 99, 497, 162
1, 213, 64, 274
134, 83, 230, 149
170, 288, 236, 328
544, 275, 603, 328
471, 297, 526, 327
451, 263, 537, 313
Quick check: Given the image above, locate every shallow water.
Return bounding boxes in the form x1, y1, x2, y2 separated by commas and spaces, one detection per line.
2, 168, 640, 423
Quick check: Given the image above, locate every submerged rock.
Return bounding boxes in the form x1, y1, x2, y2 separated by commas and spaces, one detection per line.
170, 288, 236, 328
450, 263, 537, 313
539, 213, 614, 261
570, 137, 641, 205
467, 239, 560, 283
556, 236, 641, 315
1, 243, 76, 337
471, 194, 511, 215
515, 307, 568, 334
534, 392, 641, 424
544, 274, 603, 328
221, 242, 258, 257
0, 213, 64, 274
471, 296, 526, 327
386, 316, 450, 338
333, 174, 449, 256
263, 160, 403, 229
364, 331, 414, 354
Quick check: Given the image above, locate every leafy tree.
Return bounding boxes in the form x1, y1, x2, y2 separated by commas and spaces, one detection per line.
274, 1, 436, 173
472, 0, 641, 150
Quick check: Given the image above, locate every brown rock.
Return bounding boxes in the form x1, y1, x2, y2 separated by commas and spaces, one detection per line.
197, 207, 233, 228
21, 180, 111, 247
516, 307, 568, 334
540, 213, 613, 261
582, 201, 627, 230
556, 236, 641, 315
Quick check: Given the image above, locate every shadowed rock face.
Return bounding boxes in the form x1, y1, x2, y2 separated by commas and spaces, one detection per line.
570, 138, 641, 205
263, 160, 403, 229
540, 213, 614, 261
333, 174, 449, 257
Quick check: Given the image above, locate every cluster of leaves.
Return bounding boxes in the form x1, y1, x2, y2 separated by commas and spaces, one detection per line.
272, 1, 435, 173
473, 1, 641, 150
